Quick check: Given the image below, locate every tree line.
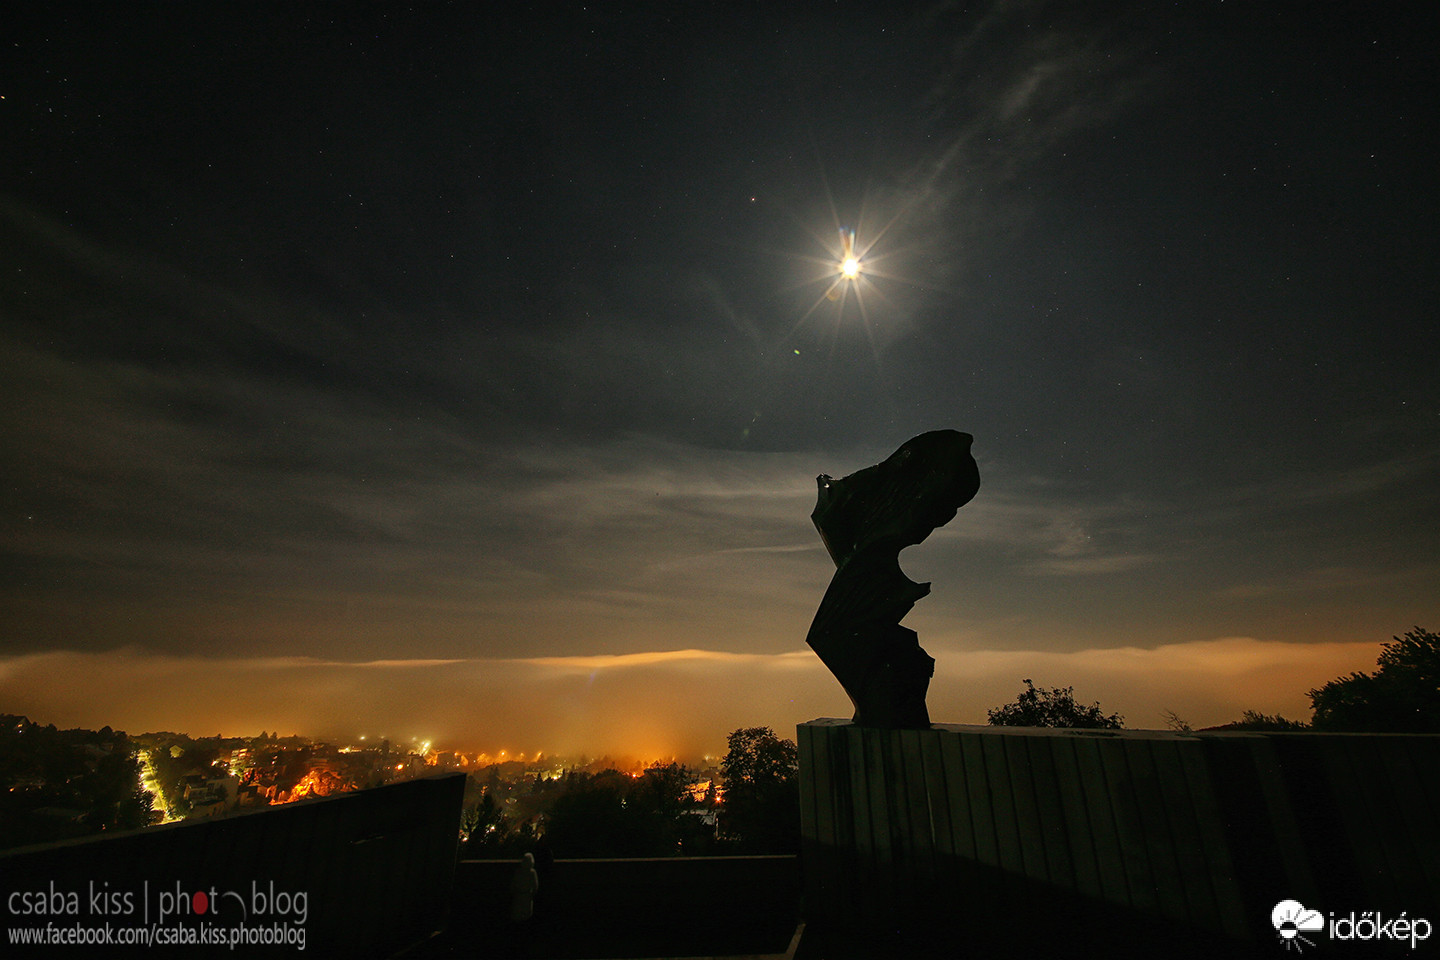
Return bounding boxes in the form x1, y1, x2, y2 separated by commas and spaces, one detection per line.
459, 726, 799, 860
987, 626, 1440, 733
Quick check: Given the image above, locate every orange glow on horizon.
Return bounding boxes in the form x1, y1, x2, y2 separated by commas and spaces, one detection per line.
0, 637, 1399, 758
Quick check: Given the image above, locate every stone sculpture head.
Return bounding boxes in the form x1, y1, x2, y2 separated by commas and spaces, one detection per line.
812, 429, 980, 567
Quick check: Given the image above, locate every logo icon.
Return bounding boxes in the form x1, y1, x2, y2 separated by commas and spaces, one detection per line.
1273, 900, 1325, 953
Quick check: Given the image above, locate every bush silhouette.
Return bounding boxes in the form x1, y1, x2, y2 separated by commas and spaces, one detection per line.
1310, 626, 1440, 732
987, 679, 1123, 729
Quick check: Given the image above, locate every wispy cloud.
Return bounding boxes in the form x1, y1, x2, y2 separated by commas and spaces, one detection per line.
521, 648, 814, 671
898, 0, 1164, 236
1216, 562, 1440, 601
5, 319, 1431, 667
1027, 553, 1163, 576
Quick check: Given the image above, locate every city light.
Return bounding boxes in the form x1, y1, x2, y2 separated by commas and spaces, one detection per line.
22, 717, 728, 841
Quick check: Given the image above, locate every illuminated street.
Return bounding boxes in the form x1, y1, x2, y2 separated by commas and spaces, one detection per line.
136, 749, 178, 823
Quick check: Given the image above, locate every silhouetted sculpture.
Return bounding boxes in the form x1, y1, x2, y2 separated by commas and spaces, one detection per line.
806, 430, 980, 727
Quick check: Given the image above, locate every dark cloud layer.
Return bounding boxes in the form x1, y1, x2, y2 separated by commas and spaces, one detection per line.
1, 2, 1436, 746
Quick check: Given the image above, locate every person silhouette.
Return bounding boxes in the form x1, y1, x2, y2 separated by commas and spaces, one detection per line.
509, 852, 539, 923
529, 839, 554, 919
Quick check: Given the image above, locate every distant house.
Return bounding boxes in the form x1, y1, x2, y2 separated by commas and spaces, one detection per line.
685, 808, 719, 837
180, 771, 239, 813
235, 783, 266, 808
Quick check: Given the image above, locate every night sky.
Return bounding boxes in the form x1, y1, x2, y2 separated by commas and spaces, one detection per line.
3, 2, 1436, 757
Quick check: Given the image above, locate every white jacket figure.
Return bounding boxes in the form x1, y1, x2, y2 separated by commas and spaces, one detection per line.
510, 852, 539, 922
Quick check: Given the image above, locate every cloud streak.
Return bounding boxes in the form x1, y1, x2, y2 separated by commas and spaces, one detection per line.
5, 331, 1433, 669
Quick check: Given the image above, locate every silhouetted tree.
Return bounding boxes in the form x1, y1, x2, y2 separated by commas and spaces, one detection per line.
987, 680, 1123, 729
1162, 710, 1193, 733
84, 739, 152, 831
631, 762, 690, 822
0, 720, 153, 848
718, 727, 799, 853
1229, 710, 1309, 731
624, 763, 683, 848
543, 769, 644, 857
1309, 626, 1440, 732
460, 789, 508, 854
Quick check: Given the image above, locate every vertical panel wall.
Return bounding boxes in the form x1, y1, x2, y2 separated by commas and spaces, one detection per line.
1, 772, 465, 958
799, 722, 1439, 952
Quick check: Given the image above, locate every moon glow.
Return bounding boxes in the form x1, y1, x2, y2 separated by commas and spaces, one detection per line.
838, 228, 862, 280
